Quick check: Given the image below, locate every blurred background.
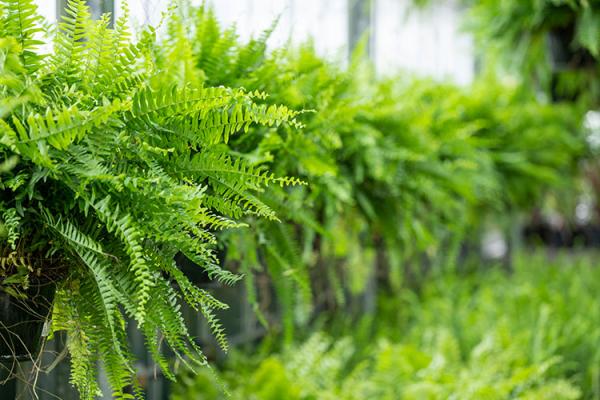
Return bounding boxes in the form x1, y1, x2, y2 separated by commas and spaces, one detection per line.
37, 0, 475, 83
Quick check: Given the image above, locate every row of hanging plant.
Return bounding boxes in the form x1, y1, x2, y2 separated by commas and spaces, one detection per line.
0, 0, 588, 398
157, 2, 587, 340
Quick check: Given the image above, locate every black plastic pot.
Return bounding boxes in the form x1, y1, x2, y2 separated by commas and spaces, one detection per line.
0, 282, 56, 361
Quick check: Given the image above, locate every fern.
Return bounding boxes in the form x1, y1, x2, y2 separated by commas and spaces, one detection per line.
49, 0, 90, 82
0, 1, 302, 398
463, 0, 600, 104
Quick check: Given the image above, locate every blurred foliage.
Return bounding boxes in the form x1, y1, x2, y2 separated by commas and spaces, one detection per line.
173, 252, 600, 400
155, 1, 587, 337
463, 0, 600, 105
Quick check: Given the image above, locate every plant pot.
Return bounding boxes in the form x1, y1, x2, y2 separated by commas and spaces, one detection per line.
0, 282, 56, 361
0, 256, 64, 363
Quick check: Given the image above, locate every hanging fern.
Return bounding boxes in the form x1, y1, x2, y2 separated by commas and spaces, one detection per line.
0, 0, 300, 398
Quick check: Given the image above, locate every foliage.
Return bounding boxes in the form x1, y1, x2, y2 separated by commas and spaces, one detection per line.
463, 0, 600, 104
0, 1, 590, 397
384, 77, 585, 211
173, 252, 600, 399
0, 0, 299, 398
157, 1, 585, 335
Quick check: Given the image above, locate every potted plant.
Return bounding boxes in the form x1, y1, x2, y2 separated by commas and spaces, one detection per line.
464, 0, 600, 104
0, 0, 300, 398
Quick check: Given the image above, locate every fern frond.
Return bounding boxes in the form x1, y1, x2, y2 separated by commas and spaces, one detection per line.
12, 101, 124, 149
0, 0, 44, 73
1, 206, 20, 249
93, 195, 154, 325
49, 0, 90, 81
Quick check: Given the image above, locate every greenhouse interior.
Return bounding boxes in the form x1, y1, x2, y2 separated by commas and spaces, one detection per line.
1, 0, 600, 399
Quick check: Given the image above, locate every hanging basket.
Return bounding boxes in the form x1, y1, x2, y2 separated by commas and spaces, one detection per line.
0, 257, 66, 362
0, 283, 56, 361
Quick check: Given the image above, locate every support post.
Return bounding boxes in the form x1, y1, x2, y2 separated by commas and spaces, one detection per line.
348, 0, 374, 58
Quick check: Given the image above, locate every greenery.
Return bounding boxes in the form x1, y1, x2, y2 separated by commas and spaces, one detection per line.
0, 1, 592, 398
463, 0, 600, 104
0, 0, 300, 398
158, 2, 586, 335
173, 252, 600, 400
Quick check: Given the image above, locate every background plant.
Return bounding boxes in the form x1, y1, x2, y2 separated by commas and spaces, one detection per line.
174, 251, 600, 400
157, 1, 586, 336
463, 0, 600, 105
